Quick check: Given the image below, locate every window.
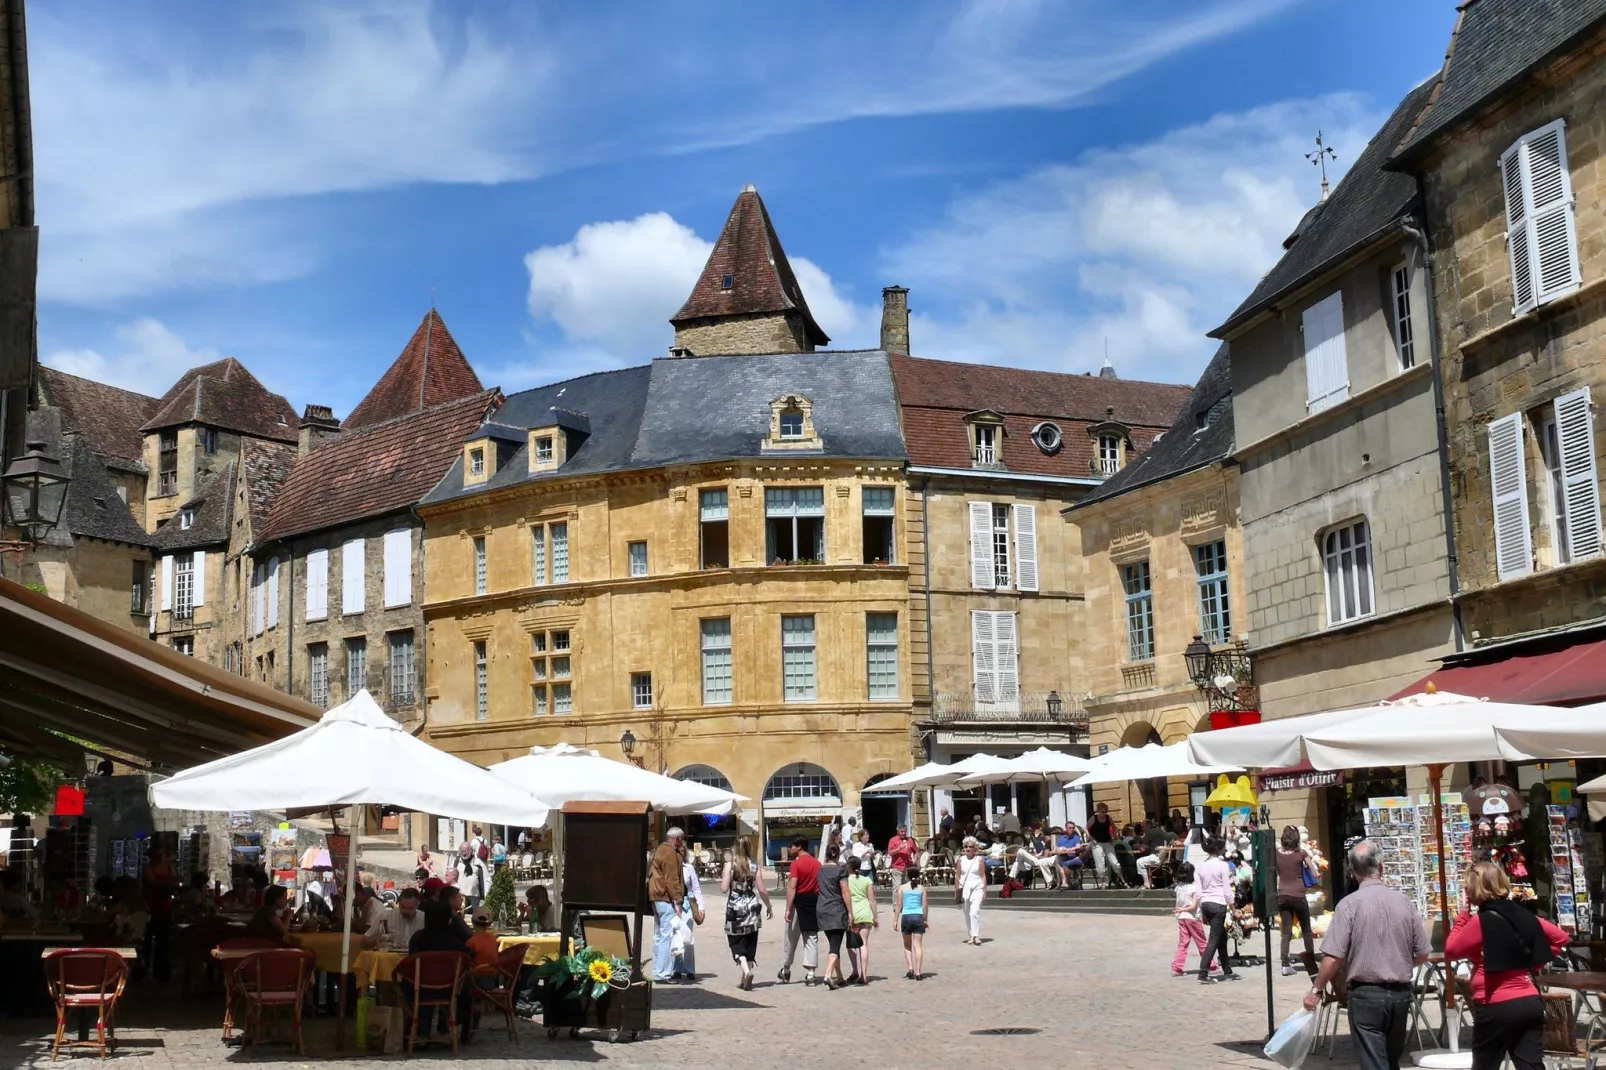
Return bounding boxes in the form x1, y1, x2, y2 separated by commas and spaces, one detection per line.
631, 672, 653, 709
553, 629, 570, 652
1500, 119, 1581, 314
862, 487, 895, 564
473, 536, 487, 595
173, 552, 195, 621
116, 484, 127, 504
967, 502, 1038, 591
474, 641, 488, 721
309, 643, 329, 708
764, 768, 841, 802
200, 427, 217, 455
468, 447, 485, 477
991, 504, 1011, 587
701, 618, 733, 705
781, 615, 817, 701
225, 641, 242, 675
720, 273, 734, 290
1302, 291, 1349, 413
531, 524, 546, 585
765, 487, 825, 564
1098, 435, 1122, 476
974, 424, 998, 465
535, 436, 554, 464
389, 631, 415, 706
1534, 389, 1602, 568
552, 681, 573, 714
130, 561, 148, 614
346, 638, 366, 696
173, 635, 194, 657
1540, 414, 1570, 565
382, 529, 411, 607
866, 612, 899, 700
627, 541, 648, 578
158, 431, 177, 495
970, 610, 1019, 706
530, 630, 574, 716
677, 765, 734, 792
1194, 540, 1232, 645
1321, 520, 1375, 626
1390, 264, 1416, 370
551, 522, 569, 583
1031, 421, 1063, 455
179, 508, 195, 530
700, 489, 730, 569
779, 409, 805, 439
1122, 561, 1155, 661
305, 548, 328, 621
532, 682, 548, 717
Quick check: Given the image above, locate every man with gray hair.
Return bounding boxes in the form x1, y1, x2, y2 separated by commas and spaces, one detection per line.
1303, 840, 1430, 1070
648, 827, 687, 982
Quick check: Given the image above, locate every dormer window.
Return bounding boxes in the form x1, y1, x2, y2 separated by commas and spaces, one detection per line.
535, 437, 554, 464
1030, 422, 1063, 455
200, 427, 217, 455
780, 410, 804, 439
765, 394, 821, 451
1098, 435, 1122, 475
963, 410, 1007, 469
180, 507, 195, 530
720, 274, 734, 290
976, 425, 998, 465
468, 447, 485, 477
1086, 409, 1132, 478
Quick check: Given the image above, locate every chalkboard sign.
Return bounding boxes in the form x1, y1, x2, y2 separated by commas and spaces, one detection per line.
562, 801, 650, 913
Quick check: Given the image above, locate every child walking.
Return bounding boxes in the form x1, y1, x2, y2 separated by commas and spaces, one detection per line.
1171, 862, 1217, 977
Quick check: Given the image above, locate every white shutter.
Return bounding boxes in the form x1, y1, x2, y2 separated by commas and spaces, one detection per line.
1013, 504, 1039, 592
1500, 140, 1535, 314
160, 556, 173, 610
968, 502, 994, 590
971, 611, 996, 704
342, 539, 365, 615
383, 529, 411, 607
192, 550, 206, 607
267, 557, 280, 628
1488, 413, 1533, 581
306, 549, 328, 620
995, 612, 1019, 705
1554, 388, 1602, 562
251, 565, 263, 635
1516, 121, 1581, 309
1302, 292, 1349, 413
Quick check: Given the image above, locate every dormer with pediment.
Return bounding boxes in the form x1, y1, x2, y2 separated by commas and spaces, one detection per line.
761, 393, 823, 452
963, 409, 1006, 469
1085, 407, 1133, 478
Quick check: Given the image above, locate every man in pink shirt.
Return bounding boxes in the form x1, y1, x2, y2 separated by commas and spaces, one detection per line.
887, 825, 918, 895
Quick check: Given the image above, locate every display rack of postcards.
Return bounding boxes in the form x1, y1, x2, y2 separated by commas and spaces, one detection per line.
267, 827, 298, 887
1418, 794, 1471, 928
1364, 797, 1421, 907
1547, 805, 1593, 932
176, 827, 209, 881
229, 830, 262, 873
110, 835, 147, 879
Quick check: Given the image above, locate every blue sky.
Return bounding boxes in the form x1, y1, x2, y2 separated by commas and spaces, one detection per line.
34, 1, 1458, 415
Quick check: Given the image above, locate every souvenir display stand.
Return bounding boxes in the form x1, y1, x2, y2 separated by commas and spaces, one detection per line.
1361, 793, 1470, 931
542, 801, 652, 1044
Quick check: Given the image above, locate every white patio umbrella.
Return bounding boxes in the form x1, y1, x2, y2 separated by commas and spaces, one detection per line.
1491, 700, 1606, 761
489, 743, 747, 814
860, 761, 951, 793
150, 690, 552, 1004
1066, 741, 1240, 787
955, 747, 1094, 786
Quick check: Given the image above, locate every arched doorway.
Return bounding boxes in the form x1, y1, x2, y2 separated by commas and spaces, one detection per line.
859, 773, 906, 848
673, 764, 739, 849
761, 763, 842, 863
1121, 722, 1167, 826
673, 764, 734, 792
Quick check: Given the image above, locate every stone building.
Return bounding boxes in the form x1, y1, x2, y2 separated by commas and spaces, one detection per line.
1208, 78, 1459, 844
1067, 346, 1244, 828
889, 330, 1189, 831
1385, 1, 1606, 704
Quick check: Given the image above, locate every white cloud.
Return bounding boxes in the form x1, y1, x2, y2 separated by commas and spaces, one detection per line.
886, 94, 1385, 383
517, 210, 871, 381
44, 318, 221, 396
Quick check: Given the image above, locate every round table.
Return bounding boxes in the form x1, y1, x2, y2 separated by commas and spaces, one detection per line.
496, 933, 561, 966
353, 949, 406, 990
289, 931, 364, 975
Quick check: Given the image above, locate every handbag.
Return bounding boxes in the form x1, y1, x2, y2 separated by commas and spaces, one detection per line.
692, 900, 706, 926
1302, 854, 1318, 888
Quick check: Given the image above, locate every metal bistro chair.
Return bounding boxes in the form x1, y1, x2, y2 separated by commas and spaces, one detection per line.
237, 948, 316, 1054
395, 950, 473, 1055
1313, 968, 1350, 1059
472, 945, 527, 1045
45, 949, 129, 1061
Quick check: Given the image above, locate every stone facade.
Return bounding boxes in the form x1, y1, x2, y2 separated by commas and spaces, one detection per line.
25, 537, 148, 633
672, 311, 812, 357
149, 542, 231, 663
142, 425, 245, 533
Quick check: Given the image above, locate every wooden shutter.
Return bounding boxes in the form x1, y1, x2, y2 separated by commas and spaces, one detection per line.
1302, 292, 1348, 413
969, 502, 994, 590
1503, 121, 1581, 313
971, 611, 996, 703
383, 529, 411, 607
192, 550, 206, 607
342, 539, 365, 614
306, 549, 328, 620
1554, 388, 1602, 561
266, 557, 280, 627
1488, 413, 1533, 580
1013, 504, 1039, 592
251, 565, 263, 635
160, 555, 173, 610
1500, 139, 1535, 313
995, 612, 1019, 705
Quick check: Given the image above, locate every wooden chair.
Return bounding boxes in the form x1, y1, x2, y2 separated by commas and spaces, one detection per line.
215, 938, 282, 1042
471, 945, 527, 1044
45, 949, 128, 1061
237, 948, 316, 1054
1540, 988, 1606, 1067
394, 950, 472, 1054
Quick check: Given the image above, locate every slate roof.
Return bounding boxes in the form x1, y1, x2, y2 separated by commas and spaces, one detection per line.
671, 187, 829, 348
1392, 0, 1606, 162
141, 358, 298, 443
37, 366, 158, 469
257, 390, 500, 544
1069, 345, 1235, 511
239, 440, 297, 533
1212, 78, 1439, 337
152, 463, 235, 551
25, 405, 154, 549
343, 310, 485, 431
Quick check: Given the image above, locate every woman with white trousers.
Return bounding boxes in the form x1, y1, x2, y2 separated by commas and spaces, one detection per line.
956, 837, 987, 945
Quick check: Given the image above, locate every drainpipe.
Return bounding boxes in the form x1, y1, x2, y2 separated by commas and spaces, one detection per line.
286, 541, 296, 692
920, 476, 936, 743
410, 509, 429, 739
1402, 217, 1465, 652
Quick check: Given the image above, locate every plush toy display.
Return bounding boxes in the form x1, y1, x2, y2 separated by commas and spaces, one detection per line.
1468, 780, 1525, 818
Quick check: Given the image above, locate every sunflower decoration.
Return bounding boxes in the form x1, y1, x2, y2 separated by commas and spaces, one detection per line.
588, 958, 613, 985
534, 944, 633, 1001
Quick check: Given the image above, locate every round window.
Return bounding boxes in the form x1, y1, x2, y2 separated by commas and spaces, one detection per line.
1031, 421, 1063, 455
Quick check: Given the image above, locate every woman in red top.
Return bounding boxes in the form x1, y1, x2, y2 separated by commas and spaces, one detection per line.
1444, 861, 1569, 1070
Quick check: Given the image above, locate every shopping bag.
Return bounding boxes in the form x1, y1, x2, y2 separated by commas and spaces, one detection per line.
378, 1007, 405, 1055
1263, 1008, 1317, 1069
669, 915, 687, 955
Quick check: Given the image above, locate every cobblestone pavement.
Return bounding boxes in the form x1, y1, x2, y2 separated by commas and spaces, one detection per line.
2, 900, 1394, 1068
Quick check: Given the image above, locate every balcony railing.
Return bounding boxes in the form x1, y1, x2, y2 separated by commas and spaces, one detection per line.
1093, 456, 1121, 477
932, 690, 1089, 734
171, 601, 193, 622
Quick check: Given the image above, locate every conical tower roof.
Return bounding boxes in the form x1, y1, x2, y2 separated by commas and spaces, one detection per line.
344, 309, 484, 430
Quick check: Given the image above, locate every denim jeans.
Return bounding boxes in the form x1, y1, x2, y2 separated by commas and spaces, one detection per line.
1198, 901, 1233, 979
652, 901, 678, 980
1348, 984, 1413, 1070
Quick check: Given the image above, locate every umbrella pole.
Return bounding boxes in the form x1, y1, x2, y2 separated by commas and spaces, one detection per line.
1428, 763, 1458, 1050
337, 803, 359, 1052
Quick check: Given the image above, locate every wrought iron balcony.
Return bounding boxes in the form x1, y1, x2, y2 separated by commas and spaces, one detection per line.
931, 690, 1089, 734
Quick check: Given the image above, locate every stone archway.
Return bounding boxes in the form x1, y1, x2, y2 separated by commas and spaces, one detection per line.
859, 772, 905, 848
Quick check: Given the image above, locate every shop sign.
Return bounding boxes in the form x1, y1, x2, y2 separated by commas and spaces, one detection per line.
327, 833, 350, 880
1260, 769, 1343, 793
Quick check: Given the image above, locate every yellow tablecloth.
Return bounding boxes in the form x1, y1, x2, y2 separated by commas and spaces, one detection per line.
353, 949, 406, 990
290, 932, 364, 975
496, 933, 561, 966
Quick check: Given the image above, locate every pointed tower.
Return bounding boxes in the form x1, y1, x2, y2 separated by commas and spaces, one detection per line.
344, 309, 484, 429
669, 185, 829, 356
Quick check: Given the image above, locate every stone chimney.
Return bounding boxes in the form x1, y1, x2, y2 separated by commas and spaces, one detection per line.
298, 404, 341, 456
880, 286, 910, 354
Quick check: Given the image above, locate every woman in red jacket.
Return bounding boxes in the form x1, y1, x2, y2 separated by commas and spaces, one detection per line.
1444, 861, 1569, 1070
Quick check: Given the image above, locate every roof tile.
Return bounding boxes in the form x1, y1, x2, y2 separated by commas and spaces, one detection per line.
141, 358, 298, 443
38, 366, 159, 467
343, 310, 484, 430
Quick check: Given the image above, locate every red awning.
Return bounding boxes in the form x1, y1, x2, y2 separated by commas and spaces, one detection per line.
1390, 636, 1606, 707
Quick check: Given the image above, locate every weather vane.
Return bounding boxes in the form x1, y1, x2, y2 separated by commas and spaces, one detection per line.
1306, 131, 1338, 202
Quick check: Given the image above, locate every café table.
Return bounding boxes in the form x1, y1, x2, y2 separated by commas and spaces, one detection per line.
353, 948, 408, 991
3, 931, 84, 1017
40, 947, 138, 1042
496, 932, 561, 966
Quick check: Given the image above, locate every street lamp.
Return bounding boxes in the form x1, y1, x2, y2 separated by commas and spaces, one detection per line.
1045, 690, 1063, 718
1183, 635, 1213, 689
1182, 634, 1259, 728
2, 440, 70, 547
619, 730, 643, 768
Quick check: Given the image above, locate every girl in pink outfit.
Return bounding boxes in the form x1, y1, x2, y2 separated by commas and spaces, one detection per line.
1170, 863, 1217, 976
